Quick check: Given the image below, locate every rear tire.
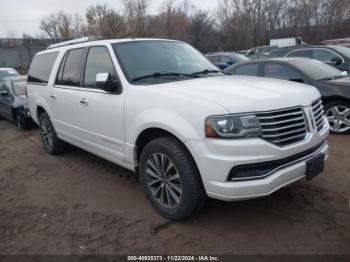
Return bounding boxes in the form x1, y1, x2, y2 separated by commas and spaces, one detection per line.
38, 112, 68, 154
139, 136, 207, 220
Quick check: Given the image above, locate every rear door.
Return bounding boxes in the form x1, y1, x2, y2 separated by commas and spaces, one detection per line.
50, 47, 86, 140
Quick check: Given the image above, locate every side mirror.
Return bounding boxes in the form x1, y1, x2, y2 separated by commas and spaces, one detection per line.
0, 90, 9, 97
330, 57, 342, 66
227, 61, 233, 65
96, 73, 122, 94
289, 78, 305, 83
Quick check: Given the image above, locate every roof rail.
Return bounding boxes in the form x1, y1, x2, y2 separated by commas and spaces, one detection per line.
47, 37, 97, 49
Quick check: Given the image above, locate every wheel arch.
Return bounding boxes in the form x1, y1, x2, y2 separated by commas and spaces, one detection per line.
133, 127, 201, 177
322, 96, 350, 106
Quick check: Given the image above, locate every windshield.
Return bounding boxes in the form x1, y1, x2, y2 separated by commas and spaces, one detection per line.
293, 60, 344, 81
113, 41, 219, 84
331, 45, 350, 59
0, 70, 19, 81
230, 54, 249, 63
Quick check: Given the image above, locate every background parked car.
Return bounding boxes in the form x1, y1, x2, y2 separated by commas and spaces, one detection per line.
225, 57, 350, 134
246, 45, 279, 59
0, 76, 33, 130
268, 45, 350, 72
206, 52, 249, 69
320, 38, 350, 48
0, 68, 20, 81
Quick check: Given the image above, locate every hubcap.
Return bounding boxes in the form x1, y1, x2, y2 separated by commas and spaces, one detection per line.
325, 105, 350, 133
145, 153, 182, 209
41, 118, 53, 150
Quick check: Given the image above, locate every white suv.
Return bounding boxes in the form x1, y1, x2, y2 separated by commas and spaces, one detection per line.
27, 38, 329, 220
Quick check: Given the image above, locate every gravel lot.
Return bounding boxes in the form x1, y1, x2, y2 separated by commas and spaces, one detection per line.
0, 120, 349, 255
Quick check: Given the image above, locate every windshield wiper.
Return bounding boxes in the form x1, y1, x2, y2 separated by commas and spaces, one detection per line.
191, 69, 231, 76
132, 72, 199, 82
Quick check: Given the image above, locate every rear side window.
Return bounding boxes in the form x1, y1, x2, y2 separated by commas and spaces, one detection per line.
287, 49, 313, 58
56, 48, 85, 86
234, 64, 260, 76
264, 63, 303, 80
28, 52, 58, 84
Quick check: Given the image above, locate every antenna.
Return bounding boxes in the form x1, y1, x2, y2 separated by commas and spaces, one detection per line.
47, 37, 97, 49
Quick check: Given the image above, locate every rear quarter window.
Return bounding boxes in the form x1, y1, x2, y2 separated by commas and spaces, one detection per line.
28, 52, 59, 85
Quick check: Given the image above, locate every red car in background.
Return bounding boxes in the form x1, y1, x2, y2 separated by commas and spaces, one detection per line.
321, 38, 350, 48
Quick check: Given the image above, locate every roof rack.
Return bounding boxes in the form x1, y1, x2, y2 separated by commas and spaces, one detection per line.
47, 37, 97, 49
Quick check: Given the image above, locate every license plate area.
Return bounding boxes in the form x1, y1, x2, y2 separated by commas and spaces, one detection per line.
306, 153, 325, 181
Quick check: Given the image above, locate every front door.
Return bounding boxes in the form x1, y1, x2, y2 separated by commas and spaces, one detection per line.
0, 80, 14, 120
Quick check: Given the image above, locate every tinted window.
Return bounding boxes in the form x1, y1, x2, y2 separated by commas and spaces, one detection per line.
234, 64, 260, 76
28, 52, 58, 84
208, 55, 220, 63
287, 49, 313, 58
313, 49, 341, 63
264, 63, 303, 80
84, 47, 116, 88
57, 48, 84, 86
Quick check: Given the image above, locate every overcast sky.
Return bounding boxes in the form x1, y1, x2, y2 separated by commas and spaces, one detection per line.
0, 0, 219, 38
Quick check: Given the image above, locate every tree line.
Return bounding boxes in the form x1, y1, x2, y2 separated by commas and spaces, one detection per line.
7, 0, 350, 52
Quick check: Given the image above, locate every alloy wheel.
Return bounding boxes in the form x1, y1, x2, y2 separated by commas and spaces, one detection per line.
145, 153, 183, 209
41, 118, 54, 151
325, 105, 350, 133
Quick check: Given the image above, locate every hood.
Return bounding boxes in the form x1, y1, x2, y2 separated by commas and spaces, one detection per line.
154, 75, 321, 113
324, 76, 350, 87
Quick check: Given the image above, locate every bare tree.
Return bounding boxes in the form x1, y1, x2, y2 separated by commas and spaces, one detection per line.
123, 0, 149, 36
86, 4, 125, 38
40, 11, 86, 41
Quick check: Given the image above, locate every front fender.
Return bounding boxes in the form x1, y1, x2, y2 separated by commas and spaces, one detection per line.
126, 108, 202, 145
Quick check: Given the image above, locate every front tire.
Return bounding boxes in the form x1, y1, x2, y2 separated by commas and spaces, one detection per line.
15, 111, 30, 130
324, 100, 350, 135
139, 137, 207, 220
39, 112, 68, 154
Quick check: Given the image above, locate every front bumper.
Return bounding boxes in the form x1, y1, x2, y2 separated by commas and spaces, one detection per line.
185, 123, 329, 201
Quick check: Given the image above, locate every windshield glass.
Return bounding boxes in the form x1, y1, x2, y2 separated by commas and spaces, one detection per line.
293, 60, 343, 80
331, 45, 350, 59
0, 70, 19, 81
230, 54, 249, 63
113, 41, 218, 84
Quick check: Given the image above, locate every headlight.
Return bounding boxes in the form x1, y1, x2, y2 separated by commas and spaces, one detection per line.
205, 114, 262, 138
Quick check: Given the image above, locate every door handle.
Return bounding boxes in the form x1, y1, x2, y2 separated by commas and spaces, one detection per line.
80, 97, 88, 106
50, 94, 56, 99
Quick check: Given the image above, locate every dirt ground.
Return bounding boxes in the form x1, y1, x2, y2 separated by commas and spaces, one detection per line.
0, 120, 349, 255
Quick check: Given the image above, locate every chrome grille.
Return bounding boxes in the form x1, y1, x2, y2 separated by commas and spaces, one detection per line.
312, 99, 325, 132
257, 107, 307, 147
